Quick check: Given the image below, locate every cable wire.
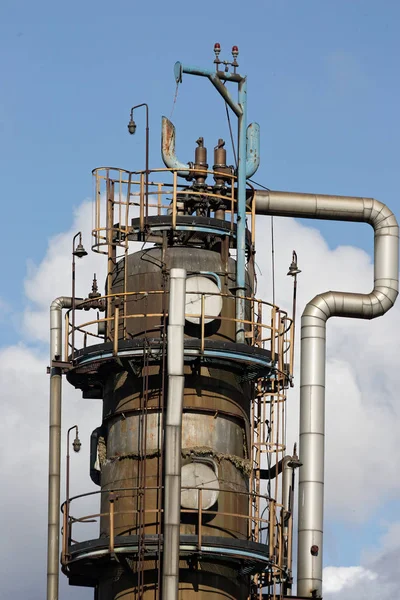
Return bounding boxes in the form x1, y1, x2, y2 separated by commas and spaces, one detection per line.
225, 101, 238, 167
222, 80, 238, 167
248, 178, 270, 191
169, 82, 180, 120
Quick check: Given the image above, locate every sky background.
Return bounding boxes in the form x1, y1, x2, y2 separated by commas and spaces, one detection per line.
1, 0, 400, 598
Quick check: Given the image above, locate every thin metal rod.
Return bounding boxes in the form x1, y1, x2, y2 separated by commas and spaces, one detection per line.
64, 425, 78, 563
129, 103, 149, 223
113, 305, 119, 356
290, 273, 298, 375
109, 495, 115, 554
271, 217, 275, 305
71, 232, 81, 359
235, 76, 247, 343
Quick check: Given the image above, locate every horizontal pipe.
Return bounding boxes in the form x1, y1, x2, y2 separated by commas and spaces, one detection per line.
255, 189, 399, 597
175, 61, 243, 83
259, 453, 301, 481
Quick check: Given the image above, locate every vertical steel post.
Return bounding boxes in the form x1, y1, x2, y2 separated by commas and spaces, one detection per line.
171, 63, 254, 344
236, 77, 247, 344
47, 367, 62, 600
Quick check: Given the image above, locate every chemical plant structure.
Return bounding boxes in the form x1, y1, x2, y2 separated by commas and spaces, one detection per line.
46, 45, 399, 600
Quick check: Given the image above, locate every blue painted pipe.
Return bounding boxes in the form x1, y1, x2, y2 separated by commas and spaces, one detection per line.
171, 61, 259, 343
246, 122, 260, 179
235, 76, 247, 343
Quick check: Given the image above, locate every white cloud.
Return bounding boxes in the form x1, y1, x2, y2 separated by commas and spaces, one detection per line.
324, 565, 377, 594
4, 202, 400, 598
323, 519, 400, 599
23, 200, 105, 344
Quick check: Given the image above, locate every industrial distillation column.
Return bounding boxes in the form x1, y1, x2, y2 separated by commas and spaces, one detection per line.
50, 48, 399, 600
58, 47, 295, 600
65, 203, 262, 598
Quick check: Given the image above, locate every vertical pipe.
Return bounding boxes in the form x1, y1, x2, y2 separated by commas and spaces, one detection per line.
47, 369, 62, 600
139, 173, 145, 232
109, 495, 115, 554
282, 457, 293, 550
254, 190, 399, 597
48, 297, 73, 600
236, 78, 247, 343
106, 177, 115, 342
113, 304, 120, 356
198, 488, 203, 549
71, 253, 76, 359
162, 268, 186, 600
172, 171, 177, 229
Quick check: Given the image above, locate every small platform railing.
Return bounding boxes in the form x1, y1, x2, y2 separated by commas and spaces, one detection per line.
92, 166, 256, 253
65, 290, 293, 377
61, 485, 288, 578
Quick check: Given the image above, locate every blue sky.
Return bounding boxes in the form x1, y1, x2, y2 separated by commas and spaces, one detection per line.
1, 0, 399, 320
1, 1, 400, 597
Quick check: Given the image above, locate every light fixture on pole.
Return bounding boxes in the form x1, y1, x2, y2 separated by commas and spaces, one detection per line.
63, 425, 81, 563
127, 103, 149, 224
287, 250, 301, 380
71, 232, 87, 359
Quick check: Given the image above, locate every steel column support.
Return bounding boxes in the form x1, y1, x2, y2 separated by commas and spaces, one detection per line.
170, 61, 258, 343
235, 76, 247, 343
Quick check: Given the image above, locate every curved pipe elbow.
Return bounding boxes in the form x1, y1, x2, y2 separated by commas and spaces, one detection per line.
50, 296, 84, 361
245, 122, 260, 179
161, 117, 191, 178
254, 190, 399, 323
50, 296, 73, 313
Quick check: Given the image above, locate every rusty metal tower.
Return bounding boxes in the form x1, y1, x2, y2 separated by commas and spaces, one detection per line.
46, 45, 399, 600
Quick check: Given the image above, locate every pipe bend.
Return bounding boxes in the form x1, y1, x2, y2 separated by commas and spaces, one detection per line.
50, 296, 73, 312
245, 122, 260, 179
254, 188, 399, 597
303, 287, 398, 323
368, 198, 398, 230
161, 117, 191, 178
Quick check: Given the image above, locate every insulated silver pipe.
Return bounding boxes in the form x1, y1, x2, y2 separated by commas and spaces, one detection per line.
255, 190, 399, 597
162, 268, 186, 600
48, 296, 84, 600
48, 297, 72, 600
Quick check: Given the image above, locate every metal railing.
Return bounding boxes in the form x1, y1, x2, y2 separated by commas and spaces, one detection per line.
61, 485, 288, 575
65, 290, 293, 372
92, 167, 256, 253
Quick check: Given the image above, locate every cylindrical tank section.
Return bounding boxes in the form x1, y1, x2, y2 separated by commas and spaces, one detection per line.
97, 564, 249, 600
109, 247, 251, 343
95, 246, 254, 599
